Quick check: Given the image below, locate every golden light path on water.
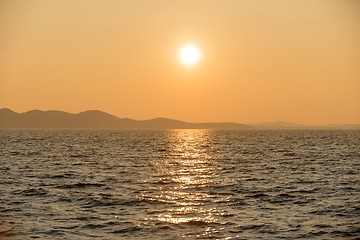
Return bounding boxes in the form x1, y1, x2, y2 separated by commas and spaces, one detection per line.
141, 129, 230, 238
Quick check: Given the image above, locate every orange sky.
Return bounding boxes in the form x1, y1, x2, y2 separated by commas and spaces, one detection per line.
1, 0, 359, 124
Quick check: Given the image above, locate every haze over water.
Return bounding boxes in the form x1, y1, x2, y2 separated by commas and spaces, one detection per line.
1, 129, 359, 239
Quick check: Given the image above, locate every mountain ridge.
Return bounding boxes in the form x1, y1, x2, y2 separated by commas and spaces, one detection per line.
0, 108, 251, 129
1, 108, 359, 129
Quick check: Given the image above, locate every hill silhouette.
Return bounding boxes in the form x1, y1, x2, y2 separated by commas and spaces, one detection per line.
0, 108, 251, 130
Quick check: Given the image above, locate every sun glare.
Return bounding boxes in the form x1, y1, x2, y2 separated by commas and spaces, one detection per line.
179, 44, 201, 66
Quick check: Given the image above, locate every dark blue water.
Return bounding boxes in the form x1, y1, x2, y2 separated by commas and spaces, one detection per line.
0, 130, 359, 239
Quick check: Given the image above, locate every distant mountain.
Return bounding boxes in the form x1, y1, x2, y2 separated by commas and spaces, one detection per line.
250, 121, 360, 129
0, 108, 251, 130
250, 121, 310, 129
316, 124, 360, 129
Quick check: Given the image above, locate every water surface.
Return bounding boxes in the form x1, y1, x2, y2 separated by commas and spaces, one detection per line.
0, 130, 359, 239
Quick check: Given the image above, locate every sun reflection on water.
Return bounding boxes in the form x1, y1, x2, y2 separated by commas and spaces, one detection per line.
142, 129, 226, 237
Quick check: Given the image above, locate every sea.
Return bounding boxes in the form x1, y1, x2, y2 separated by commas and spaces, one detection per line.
0, 129, 359, 239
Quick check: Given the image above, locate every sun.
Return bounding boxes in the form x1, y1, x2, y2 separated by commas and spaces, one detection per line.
179, 44, 201, 66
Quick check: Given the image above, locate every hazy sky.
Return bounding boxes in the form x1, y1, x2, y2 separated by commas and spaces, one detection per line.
1, 0, 359, 124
